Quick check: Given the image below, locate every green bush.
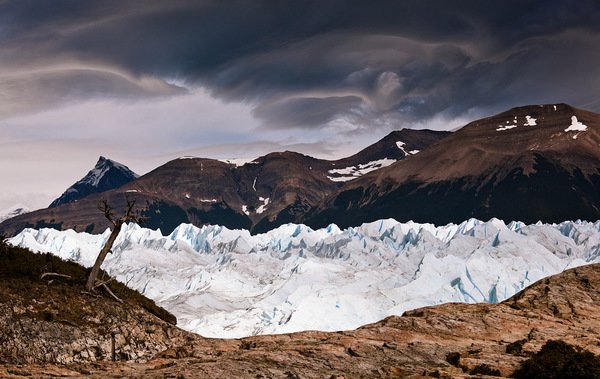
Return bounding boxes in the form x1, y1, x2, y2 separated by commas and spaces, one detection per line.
512, 340, 600, 379
470, 363, 501, 376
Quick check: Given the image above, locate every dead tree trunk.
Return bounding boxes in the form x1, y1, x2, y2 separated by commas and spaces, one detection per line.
85, 220, 123, 292
85, 199, 142, 293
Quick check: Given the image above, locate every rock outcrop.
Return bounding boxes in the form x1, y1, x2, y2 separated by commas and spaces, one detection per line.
0, 242, 188, 366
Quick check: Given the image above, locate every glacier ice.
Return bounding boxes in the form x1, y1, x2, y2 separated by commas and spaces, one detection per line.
8, 218, 600, 338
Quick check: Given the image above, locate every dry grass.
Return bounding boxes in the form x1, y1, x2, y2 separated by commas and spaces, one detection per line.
0, 236, 176, 326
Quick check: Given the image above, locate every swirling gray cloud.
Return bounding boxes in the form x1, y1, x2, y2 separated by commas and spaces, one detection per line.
1, 0, 599, 129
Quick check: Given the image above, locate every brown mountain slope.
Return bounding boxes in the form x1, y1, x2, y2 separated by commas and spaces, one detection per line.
305, 103, 600, 228
1, 257, 599, 378
0, 129, 449, 236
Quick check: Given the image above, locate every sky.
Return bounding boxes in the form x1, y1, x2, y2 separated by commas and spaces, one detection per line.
1, 0, 600, 211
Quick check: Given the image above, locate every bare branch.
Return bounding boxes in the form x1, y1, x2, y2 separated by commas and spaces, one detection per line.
40, 272, 72, 280
101, 283, 123, 303
98, 200, 116, 226
81, 290, 100, 298
121, 197, 145, 224
93, 277, 115, 289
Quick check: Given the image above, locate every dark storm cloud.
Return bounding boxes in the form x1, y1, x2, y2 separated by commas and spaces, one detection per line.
1, 0, 600, 128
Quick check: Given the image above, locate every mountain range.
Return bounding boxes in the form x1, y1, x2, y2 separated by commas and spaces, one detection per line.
0, 129, 448, 235
306, 103, 600, 228
1, 103, 599, 236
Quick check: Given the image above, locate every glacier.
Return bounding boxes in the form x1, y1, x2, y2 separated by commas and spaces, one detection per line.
8, 218, 600, 338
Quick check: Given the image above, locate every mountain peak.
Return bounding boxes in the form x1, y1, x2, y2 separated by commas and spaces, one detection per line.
0, 206, 30, 223
49, 157, 139, 208
86, 156, 138, 185
333, 128, 451, 169
454, 103, 599, 150
305, 104, 600, 229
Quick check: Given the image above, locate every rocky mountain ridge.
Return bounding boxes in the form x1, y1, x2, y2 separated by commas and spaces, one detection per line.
0, 129, 446, 236
2, 103, 600, 236
305, 103, 600, 228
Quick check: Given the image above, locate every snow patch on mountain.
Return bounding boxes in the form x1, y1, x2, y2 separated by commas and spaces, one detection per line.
565, 116, 587, 132
395, 141, 420, 157
327, 158, 396, 182
256, 197, 270, 214
219, 158, 259, 167
525, 115, 537, 126
8, 218, 600, 339
496, 124, 517, 131
240, 198, 271, 215
496, 115, 537, 131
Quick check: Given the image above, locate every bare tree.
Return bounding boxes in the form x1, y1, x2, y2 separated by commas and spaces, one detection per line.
85, 198, 143, 293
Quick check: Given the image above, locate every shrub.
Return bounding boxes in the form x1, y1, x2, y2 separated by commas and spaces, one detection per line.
512, 340, 600, 379
506, 339, 527, 356
470, 363, 501, 376
446, 351, 461, 367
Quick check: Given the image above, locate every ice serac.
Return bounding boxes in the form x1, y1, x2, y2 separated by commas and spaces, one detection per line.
9, 218, 600, 339
49, 156, 139, 208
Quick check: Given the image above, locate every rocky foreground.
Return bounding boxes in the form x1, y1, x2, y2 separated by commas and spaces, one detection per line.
0, 241, 599, 378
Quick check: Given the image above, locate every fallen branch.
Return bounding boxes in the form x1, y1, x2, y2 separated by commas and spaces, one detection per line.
93, 277, 115, 289
80, 290, 100, 298
101, 283, 123, 303
40, 272, 72, 280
